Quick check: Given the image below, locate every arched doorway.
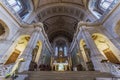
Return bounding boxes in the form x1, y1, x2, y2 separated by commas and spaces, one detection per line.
0, 19, 9, 39
92, 33, 120, 64
80, 39, 94, 71
29, 40, 42, 71
4, 35, 30, 65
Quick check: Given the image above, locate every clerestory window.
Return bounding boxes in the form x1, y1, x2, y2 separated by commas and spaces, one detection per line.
7, 0, 23, 12
100, 0, 118, 10
6, 0, 31, 19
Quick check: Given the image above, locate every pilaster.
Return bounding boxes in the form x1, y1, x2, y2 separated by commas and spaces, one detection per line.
80, 26, 107, 72
19, 23, 43, 72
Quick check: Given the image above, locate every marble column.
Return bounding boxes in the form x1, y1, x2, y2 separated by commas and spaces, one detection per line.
55, 65, 57, 71
68, 56, 72, 71
102, 28, 120, 50
76, 39, 87, 70
0, 31, 20, 63
38, 42, 45, 65
19, 23, 43, 72
80, 26, 107, 72
65, 65, 67, 71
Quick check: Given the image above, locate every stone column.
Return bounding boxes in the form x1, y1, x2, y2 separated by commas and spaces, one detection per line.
69, 55, 72, 71
80, 26, 107, 72
19, 23, 43, 72
55, 65, 57, 71
76, 39, 87, 70
38, 42, 45, 65
102, 28, 120, 50
65, 65, 67, 71
0, 31, 20, 63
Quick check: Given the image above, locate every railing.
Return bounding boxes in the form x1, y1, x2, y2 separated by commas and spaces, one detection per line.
5, 58, 25, 79
107, 62, 120, 76
101, 59, 120, 76
0, 63, 14, 76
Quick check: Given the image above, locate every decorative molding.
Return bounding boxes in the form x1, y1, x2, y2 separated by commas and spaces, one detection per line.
37, 5, 85, 22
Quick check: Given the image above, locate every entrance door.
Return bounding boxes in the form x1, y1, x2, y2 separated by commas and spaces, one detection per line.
103, 48, 120, 64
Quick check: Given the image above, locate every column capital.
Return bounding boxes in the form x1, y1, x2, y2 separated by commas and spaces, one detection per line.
33, 22, 43, 28
78, 21, 101, 28
77, 21, 87, 32
78, 21, 87, 27
21, 22, 43, 28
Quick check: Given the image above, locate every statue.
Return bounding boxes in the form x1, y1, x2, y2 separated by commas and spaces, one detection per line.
5, 58, 25, 79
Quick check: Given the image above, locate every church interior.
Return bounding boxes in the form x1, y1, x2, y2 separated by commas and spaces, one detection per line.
0, 0, 120, 80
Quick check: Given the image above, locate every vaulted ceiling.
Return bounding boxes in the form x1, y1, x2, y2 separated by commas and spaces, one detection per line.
33, 0, 89, 10
32, 0, 89, 43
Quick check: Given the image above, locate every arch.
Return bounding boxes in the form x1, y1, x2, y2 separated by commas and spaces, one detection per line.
114, 20, 120, 37
88, 0, 102, 19
80, 39, 94, 71
49, 30, 73, 42
4, 35, 30, 65
26, 40, 43, 71
99, 0, 115, 10
5, 0, 33, 19
0, 19, 9, 39
53, 37, 69, 56
80, 39, 89, 62
36, 3, 85, 22
33, 40, 43, 64
53, 37, 69, 47
92, 33, 120, 64
88, 0, 119, 19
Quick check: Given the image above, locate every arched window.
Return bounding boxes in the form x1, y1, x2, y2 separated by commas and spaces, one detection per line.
7, 0, 23, 12
59, 47, 63, 51
64, 47, 67, 56
88, 0, 119, 19
6, 0, 31, 19
100, 0, 115, 10
55, 47, 58, 56
100, 0, 118, 10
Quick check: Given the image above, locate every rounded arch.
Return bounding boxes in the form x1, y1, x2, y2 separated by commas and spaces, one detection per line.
53, 37, 69, 47
80, 39, 94, 71
80, 39, 88, 62
4, 35, 30, 65
36, 3, 86, 22
15, 35, 30, 44
114, 20, 120, 37
0, 19, 9, 39
34, 40, 43, 64
88, 0, 102, 19
53, 37, 69, 56
92, 33, 120, 63
49, 30, 73, 42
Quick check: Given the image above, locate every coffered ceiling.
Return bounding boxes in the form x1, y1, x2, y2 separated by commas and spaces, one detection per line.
32, 0, 89, 43
33, 0, 88, 10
